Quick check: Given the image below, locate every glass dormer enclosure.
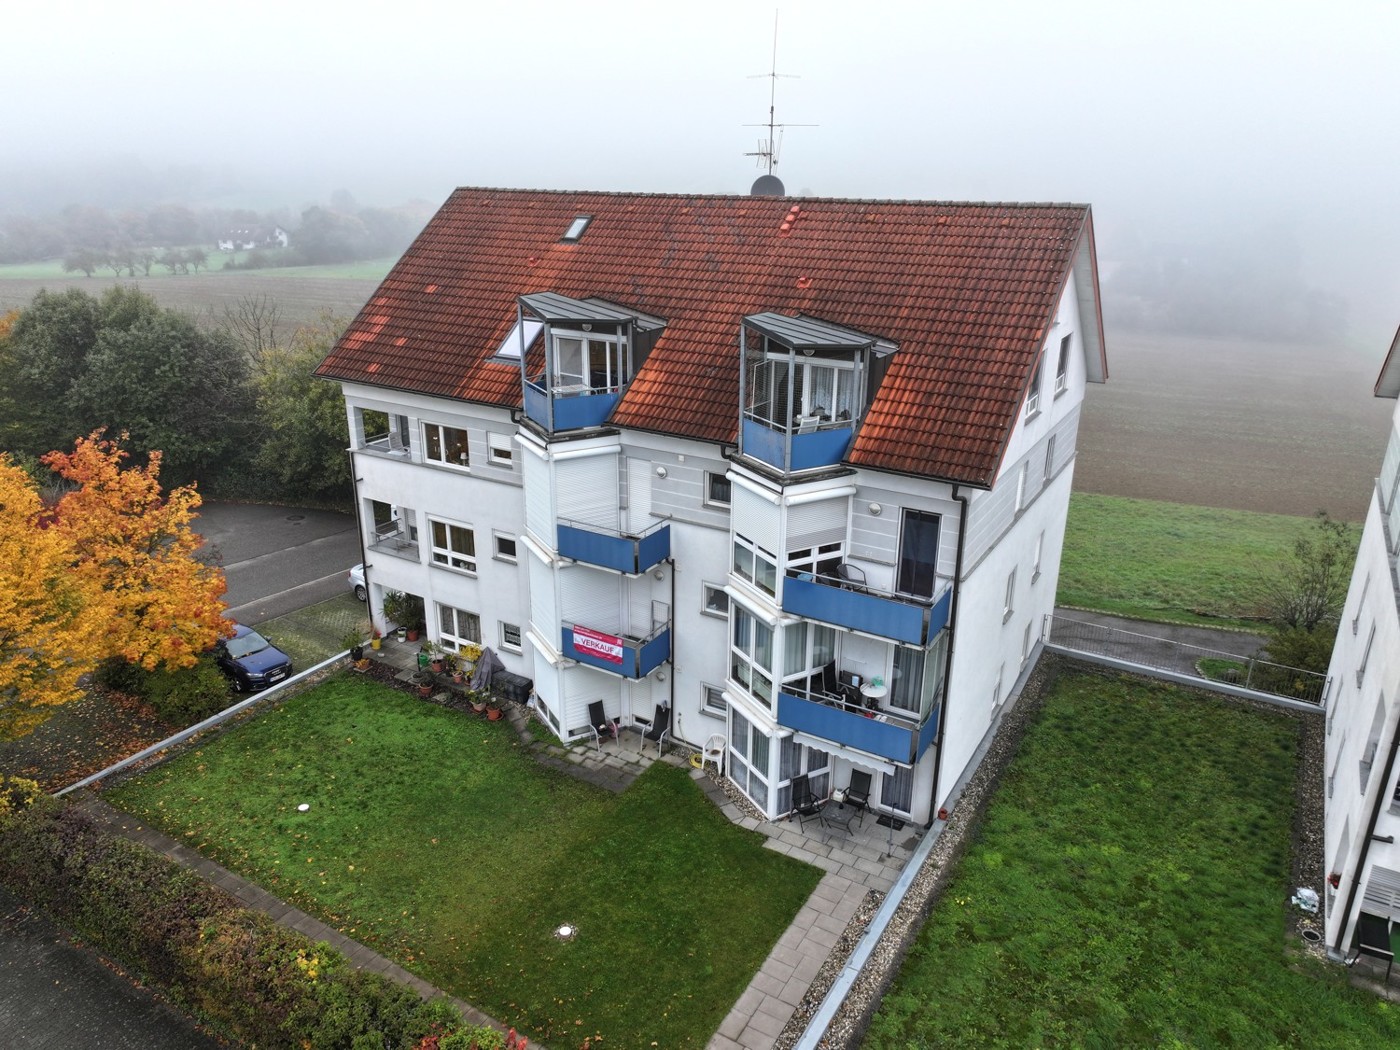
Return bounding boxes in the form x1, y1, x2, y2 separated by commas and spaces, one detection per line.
739, 313, 893, 473
519, 292, 663, 433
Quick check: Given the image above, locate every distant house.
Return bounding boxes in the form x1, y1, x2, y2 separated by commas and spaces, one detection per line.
313, 186, 1106, 828
216, 225, 289, 252
1323, 328, 1400, 961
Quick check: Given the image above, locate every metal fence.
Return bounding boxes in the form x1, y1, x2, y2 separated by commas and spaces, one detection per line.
1048, 614, 1328, 705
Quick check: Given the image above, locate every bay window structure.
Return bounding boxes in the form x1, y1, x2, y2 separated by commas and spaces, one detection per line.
730, 604, 774, 706
733, 533, 778, 597
429, 518, 477, 573
729, 709, 772, 811
424, 422, 469, 468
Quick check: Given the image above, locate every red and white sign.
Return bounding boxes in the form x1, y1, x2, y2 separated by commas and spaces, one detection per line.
572, 625, 625, 664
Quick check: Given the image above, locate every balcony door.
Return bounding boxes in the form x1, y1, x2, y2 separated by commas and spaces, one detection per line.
896, 509, 940, 598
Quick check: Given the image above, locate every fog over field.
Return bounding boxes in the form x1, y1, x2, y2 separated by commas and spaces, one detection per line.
4, 0, 1398, 515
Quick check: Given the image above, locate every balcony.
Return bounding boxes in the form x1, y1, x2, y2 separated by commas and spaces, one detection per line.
366, 517, 419, 561
777, 686, 939, 765
741, 417, 854, 473
782, 571, 952, 646
561, 621, 672, 679
558, 519, 670, 574
524, 377, 622, 432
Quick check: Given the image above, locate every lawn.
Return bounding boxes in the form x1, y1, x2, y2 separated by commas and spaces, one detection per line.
864, 670, 1400, 1048
1057, 493, 1353, 626
0, 255, 396, 282
107, 676, 820, 1047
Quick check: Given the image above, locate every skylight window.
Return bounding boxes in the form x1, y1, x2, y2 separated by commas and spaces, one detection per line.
562, 214, 592, 242
495, 318, 543, 360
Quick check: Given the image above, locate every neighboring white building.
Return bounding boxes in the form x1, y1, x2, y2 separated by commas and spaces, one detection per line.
315, 188, 1106, 827
217, 225, 289, 251
1323, 327, 1400, 959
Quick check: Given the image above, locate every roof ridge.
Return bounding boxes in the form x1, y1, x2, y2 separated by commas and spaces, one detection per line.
447, 186, 1091, 211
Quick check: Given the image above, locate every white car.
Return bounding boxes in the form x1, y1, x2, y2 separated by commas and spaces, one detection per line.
348, 563, 366, 602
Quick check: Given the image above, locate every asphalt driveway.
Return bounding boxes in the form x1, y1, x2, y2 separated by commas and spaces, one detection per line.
195, 501, 362, 624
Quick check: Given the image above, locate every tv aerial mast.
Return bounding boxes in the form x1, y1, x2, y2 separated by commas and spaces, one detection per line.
745, 11, 815, 194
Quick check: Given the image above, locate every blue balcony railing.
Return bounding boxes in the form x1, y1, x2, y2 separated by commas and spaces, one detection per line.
782, 573, 952, 646
741, 418, 853, 472
558, 520, 670, 574
561, 622, 672, 679
776, 688, 939, 765
524, 378, 622, 432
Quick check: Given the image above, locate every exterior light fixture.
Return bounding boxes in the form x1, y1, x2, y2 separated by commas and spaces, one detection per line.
655, 466, 668, 478
869, 503, 882, 516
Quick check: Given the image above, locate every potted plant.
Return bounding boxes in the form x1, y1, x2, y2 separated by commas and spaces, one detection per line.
370, 627, 382, 651
452, 656, 466, 685
486, 694, 503, 721
428, 641, 448, 674
468, 689, 489, 715
383, 590, 425, 643
414, 669, 436, 698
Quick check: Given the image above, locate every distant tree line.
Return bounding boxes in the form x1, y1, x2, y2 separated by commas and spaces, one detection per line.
0, 195, 432, 270
0, 287, 352, 506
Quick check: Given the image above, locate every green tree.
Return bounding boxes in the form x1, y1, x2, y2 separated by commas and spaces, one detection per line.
1258, 511, 1357, 672
251, 315, 352, 504
5, 288, 102, 454
61, 248, 102, 277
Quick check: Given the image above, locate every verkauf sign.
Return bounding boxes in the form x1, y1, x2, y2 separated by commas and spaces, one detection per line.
572, 625, 625, 664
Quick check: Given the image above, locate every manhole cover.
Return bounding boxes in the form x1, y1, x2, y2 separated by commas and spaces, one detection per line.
286, 514, 305, 522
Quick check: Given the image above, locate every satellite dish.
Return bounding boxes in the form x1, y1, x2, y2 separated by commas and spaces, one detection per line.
751, 174, 786, 197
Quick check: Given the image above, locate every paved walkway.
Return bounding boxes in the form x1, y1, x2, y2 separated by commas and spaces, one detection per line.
1051, 606, 1267, 676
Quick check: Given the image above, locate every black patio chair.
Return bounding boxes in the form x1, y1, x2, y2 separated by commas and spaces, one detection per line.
1349, 912, 1395, 983
790, 773, 825, 830
635, 704, 671, 757
588, 700, 619, 753
836, 562, 867, 592
845, 769, 872, 823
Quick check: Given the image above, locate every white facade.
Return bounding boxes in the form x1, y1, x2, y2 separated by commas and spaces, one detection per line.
338, 278, 1097, 828
1323, 371, 1400, 956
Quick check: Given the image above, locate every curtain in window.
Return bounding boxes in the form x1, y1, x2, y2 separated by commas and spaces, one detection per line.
881, 764, 914, 814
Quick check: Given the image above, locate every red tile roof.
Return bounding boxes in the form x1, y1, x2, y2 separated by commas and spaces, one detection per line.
314, 188, 1102, 486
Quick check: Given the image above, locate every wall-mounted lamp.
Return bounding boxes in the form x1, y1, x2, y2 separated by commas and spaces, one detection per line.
655, 466, 668, 478
652, 568, 665, 581
581, 323, 593, 332
869, 502, 882, 516
655, 670, 667, 682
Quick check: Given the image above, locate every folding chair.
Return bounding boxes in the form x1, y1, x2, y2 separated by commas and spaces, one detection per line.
790, 773, 825, 830
634, 704, 671, 757
587, 700, 619, 753
845, 769, 872, 825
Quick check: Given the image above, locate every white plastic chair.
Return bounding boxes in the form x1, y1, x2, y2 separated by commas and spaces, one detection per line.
701, 733, 726, 775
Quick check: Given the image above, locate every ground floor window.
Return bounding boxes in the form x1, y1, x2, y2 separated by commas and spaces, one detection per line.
499, 621, 522, 653
880, 763, 914, 815
437, 604, 481, 651
775, 738, 829, 814
729, 709, 771, 811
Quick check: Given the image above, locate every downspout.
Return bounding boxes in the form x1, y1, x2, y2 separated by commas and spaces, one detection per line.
666, 556, 678, 744
348, 448, 373, 628
1331, 713, 1400, 954
926, 483, 969, 828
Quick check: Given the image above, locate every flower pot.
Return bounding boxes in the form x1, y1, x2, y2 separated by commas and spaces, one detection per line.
486, 705, 503, 721
395, 627, 406, 641
471, 698, 488, 714
418, 683, 433, 698
370, 637, 381, 651
430, 657, 446, 673
452, 672, 465, 685
406, 628, 420, 642
349, 644, 365, 662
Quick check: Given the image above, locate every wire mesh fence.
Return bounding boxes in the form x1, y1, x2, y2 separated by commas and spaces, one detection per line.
1049, 614, 1327, 705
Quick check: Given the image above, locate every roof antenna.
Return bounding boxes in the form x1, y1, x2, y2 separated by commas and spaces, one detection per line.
745, 11, 813, 196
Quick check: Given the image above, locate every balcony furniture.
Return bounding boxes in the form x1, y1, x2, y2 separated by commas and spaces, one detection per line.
588, 700, 620, 753
822, 801, 858, 835
700, 734, 726, 775
835, 562, 867, 592
790, 773, 825, 830
1349, 913, 1395, 983
633, 704, 671, 757
845, 770, 872, 822
860, 681, 888, 711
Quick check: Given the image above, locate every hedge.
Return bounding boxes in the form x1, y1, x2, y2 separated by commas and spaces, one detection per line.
0, 790, 508, 1049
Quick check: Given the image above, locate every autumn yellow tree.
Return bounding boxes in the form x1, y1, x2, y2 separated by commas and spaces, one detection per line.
42, 431, 229, 672
0, 457, 105, 738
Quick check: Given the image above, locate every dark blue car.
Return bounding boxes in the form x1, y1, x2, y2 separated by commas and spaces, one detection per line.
215, 623, 294, 691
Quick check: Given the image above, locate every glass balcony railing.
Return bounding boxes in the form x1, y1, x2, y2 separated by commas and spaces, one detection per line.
561, 621, 672, 679
557, 519, 669, 575
782, 571, 952, 646
776, 685, 939, 765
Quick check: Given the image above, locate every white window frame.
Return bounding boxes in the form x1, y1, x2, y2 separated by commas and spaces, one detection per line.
494, 531, 518, 563
423, 421, 470, 469
733, 533, 777, 597
437, 603, 481, 651
705, 472, 732, 507
1025, 352, 1044, 419
1016, 462, 1029, 511
429, 517, 477, 574
702, 682, 728, 716
1054, 334, 1071, 395
1023, 620, 1034, 663
730, 604, 774, 706
1003, 569, 1016, 623
487, 431, 515, 466
786, 541, 843, 580
1045, 434, 1056, 483
1353, 573, 1371, 634
553, 330, 627, 392
702, 582, 729, 619
1358, 622, 1376, 687
500, 621, 522, 653
1032, 531, 1044, 583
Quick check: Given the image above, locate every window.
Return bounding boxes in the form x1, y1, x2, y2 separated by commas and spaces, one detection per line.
729, 710, 771, 810
1025, 352, 1044, 418
1353, 573, 1371, 634
1361, 694, 1386, 790
993, 663, 1005, 708
880, 763, 915, 815
786, 541, 843, 580
494, 318, 543, 360
896, 509, 941, 598
488, 432, 514, 466
1003, 569, 1016, 623
494, 532, 518, 563
781, 621, 837, 689
730, 604, 774, 705
562, 214, 592, 241
702, 683, 728, 716
1358, 623, 1376, 687
1023, 620, 1034, 663
1016, 462, 1029, 511
424, 422, 470, 468
1032, 531, 1044, 582
745, 353, 856, 428
702, 583, 729, 619
706, 472, 732, 506
889, 635, 947, 720
1055, 334, 1071, 394
554, 331, 627, 392
1045, 435, 1056, 482
776, 737, 829, 814
732, 533, 777, 597
430, 518, 476, 573
437, 604, 480, 651
500, 621, 522, 653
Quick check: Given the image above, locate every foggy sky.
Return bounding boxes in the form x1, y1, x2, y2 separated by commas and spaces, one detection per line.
6, 0, 1399, 341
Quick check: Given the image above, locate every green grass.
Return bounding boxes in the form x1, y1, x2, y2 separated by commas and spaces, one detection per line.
107, 677, 819, 1046
0, 255, 395, 281
1058, 493, 1348, 626
865, 670, 1400, 1049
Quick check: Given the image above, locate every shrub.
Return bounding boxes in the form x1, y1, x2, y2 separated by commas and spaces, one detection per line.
94, 656, 152, 697
0, 798, 465, 1048
144, 655, 231, 724
0, 776, 42, 815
